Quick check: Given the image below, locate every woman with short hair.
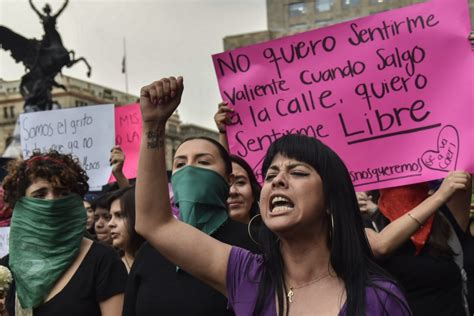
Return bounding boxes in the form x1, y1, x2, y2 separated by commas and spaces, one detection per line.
1, 150, 127, 316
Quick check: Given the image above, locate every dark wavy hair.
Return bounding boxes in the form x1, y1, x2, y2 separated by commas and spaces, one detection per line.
2, 150, 89, 208
230, 155, 261, 218
253, 134, 410, 316
107, 186, 145, 256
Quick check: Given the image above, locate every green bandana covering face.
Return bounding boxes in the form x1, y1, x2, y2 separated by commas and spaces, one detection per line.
10, 194, 86, 309
171, 166, 229, 236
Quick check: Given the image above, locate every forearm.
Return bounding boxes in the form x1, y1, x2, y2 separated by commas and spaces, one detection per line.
218, 132, 229, 152
29, 0, 41, 16
135, 125, 173, 236
113, 170, 130, 189
368, 193, 445, 258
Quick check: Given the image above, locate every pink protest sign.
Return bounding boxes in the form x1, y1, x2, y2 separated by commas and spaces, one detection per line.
212, 0, 473, 191
109, 103, 141, 182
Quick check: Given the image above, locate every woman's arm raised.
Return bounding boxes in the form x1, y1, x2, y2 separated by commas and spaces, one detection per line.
445, 173, 472, 232
366, 171, 471, 258
214, 101, 233, 151
135, 77, 231, 295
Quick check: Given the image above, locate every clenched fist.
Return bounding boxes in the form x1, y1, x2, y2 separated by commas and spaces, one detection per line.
140, 76, 184, 129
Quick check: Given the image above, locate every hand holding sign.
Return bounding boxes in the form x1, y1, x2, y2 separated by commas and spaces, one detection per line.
214, 101, 234, 133
433, 171, 471, 204
110, 146, 125, 174
139, 76, 184, 129
109, 145, 130, 188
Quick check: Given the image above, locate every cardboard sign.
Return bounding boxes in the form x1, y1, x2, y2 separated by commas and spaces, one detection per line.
110, 103, 141, 182
20, 105, 115, 189
212, 0, 473, 190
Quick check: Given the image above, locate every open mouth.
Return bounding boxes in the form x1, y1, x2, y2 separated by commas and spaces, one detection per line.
270, 195, 294, 213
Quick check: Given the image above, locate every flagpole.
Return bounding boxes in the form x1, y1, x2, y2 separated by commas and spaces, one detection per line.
123, 37, 129, 94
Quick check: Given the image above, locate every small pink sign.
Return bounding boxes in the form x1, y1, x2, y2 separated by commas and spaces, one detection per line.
109, 103, 141, 182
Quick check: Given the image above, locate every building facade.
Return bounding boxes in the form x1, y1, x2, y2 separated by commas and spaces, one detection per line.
0, 75, 217, 169
224, 0, 474, 50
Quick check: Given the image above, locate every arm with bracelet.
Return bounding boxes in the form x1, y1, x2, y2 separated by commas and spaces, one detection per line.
365, 171, 471, 258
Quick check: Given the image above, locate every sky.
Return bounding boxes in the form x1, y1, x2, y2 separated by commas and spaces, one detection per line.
0, 0, 267, 129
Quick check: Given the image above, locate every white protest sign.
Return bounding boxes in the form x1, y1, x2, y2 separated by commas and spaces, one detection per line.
20, 104, 115, 189
0, 227, 10, 258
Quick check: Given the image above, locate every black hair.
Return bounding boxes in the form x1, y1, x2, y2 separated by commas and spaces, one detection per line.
178, 136, 232, 176
107, 186, 145, 256
230, 155, 261, 218
91, 192, 109, 211
253, 134, 410, 316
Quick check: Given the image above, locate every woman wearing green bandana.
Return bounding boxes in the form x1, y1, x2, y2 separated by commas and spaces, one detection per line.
123, 139, 259, 315
1, 151, 128, 316
122, 112, 258, 313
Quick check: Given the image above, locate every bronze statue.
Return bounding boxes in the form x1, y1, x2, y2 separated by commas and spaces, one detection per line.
0, 0, 92, 111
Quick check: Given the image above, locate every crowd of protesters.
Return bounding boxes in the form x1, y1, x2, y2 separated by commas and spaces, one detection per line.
0, 43, 473, 316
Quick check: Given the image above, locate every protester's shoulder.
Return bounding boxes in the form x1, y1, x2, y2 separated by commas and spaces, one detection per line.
135, 241, 163, 260
368, 278, 401, 295
228, 246, 264, 277
131, 241, 169, 273
227, 247, 264, 306
366, 278, 411, 315
87, 241, 121, 262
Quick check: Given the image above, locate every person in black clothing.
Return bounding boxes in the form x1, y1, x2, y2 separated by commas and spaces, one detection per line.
1, 151, 127, 316
107, 186, 145, 273
364, 173, 472, 316
123, 135, 258, 315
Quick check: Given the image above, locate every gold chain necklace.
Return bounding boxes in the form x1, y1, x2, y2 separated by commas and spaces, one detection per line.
287, 273, 331, 303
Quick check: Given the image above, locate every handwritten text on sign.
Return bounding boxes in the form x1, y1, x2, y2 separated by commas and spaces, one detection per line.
20, 105, 115, 189
212, 0, 473, 191
110, 103, 141, 182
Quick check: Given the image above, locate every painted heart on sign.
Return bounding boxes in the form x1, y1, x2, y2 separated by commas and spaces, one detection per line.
421, 125, 459, 172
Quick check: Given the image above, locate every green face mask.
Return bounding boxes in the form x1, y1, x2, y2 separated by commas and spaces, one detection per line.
171, 166, 229, 236
9, 194, 86, 309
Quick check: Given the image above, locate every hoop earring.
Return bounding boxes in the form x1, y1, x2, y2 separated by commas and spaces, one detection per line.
331, 213, 335, 234
328, 213, 335, 241
247, 214, 261, 245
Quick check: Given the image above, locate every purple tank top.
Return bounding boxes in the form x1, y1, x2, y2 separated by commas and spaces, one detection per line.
226, 247, 411, 315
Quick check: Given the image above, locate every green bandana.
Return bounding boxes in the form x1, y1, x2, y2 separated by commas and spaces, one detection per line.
9, 194, 86, 309
171, 166, 229, 236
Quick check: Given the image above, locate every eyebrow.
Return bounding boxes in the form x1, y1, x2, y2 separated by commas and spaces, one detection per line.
195, 153, 215, 160
234, 175, 248, 181
174, 153, 215, 161
30, 187, 48, 194
268, 163, 310, 171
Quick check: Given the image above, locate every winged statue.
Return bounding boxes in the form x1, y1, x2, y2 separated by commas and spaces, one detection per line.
0, 0, 92, 111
